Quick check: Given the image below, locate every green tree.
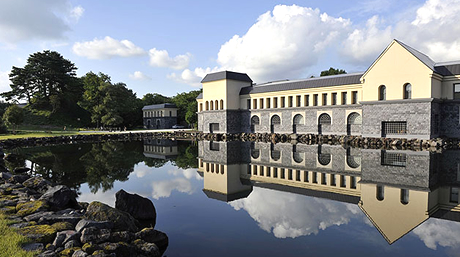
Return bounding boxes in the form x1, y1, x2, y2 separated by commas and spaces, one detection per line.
2, 50, 79, 110
2, 105, 24, 133
320, 67, 347, 77
142, 93, 171, 106
172, 89, 202, 127
79, 72, 112, 127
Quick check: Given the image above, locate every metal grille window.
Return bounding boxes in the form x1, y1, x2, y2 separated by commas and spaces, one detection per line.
347, 155, 361, 169
293, 114, 304, 125
381, 151, 407, 167
251, 116, 260, 125
271, 150, 281, 161
347, 112, 362, 125
271, 115, 281, 125
293, 152, 303, 163
318, 153, 331, 166
251, 149, 260, 159
382, 121, 407, 135
319, 114, 331, 125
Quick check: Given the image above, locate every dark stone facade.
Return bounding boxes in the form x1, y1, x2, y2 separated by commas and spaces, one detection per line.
198, 110, 250, 133
143, 117, 176, 129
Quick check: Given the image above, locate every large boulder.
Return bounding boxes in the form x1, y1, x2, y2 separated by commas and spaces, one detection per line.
23, 177, 52, 193
84, 201, 138, 232
135, 228, 168, 254
39, 185, 78, 209
115, 189, 156, 227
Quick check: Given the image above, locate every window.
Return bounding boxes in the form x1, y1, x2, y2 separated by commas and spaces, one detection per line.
304, 171, 309, 182
347, 112, 362, 125
267, 167, 271, 177
377, 185, 384, 201
404, 83, 412, 99
312, 172, 318, 183
271, 150, 281, 161
304, 95, 309, 106
251, 116, 260, 125
381, 151, 407, 167
318, 153, 331, 166
288, 169, 293, 180
210, 101, 214, 110
351, 91, 358, 104
296, 170, 301, 181
341, 92, 347, 105
313, 94, 318, 106
281, 169, 285, 179
271, 115, 281, 125
281, 97, 285, 108
253, 165, 258, 175
199, 103, 203, 112
247, 165, 251, 175
220, 100, 224, 109
266, 98, 271, 108
455, 84, 460, 99
247, 99, 251, 109
382, 121, 407, 135
169, 111, 172, 116
288, 96, 293, 107
293, 152, 303, 163
273, 97, 278, 108
321, 173, 327, 185
330, 174, 336, 186
260, 166, 264, 176
450, 187, 459, 203
209, 123, 219, 132
210, 141, 220, 151
332, 93, 337, 105
322, 93, 328, 105
253, 99, 257, 109
293, 114, 304, 125
273, 168, 278, 178
379, 85, 386, 101
319, 113, 331, 125
251, 149, 260, 159
400, 189, 409, 205
340, 175, 346, 188
296, 95, 301, 107
260, 98, 264, 109
215, 100, 218, 110
350, 176, 357, 189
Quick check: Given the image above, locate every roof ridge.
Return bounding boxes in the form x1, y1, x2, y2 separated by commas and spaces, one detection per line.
254, 72, 364, 87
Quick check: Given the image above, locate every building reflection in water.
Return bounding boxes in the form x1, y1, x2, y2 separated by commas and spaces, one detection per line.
143, 138, 179, 160
196, 140, 460, 244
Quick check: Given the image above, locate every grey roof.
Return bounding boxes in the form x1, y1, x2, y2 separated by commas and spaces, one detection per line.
201, 71, 253, 83
142, 103, 177, 110
196, 93, 203, 99
434, 61, 460, 76
395, 39, 437, 71
239, 72, 363, 95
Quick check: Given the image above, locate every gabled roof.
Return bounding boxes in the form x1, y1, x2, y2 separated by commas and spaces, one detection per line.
142, 103, 177, 110
196, 93, 203, 99
395, 39, 437, 71
434, 61, 460, 76
240, 73, 363, 95
201, 71, 253, 83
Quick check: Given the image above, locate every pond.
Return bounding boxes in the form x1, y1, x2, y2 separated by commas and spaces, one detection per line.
6, 139, 460, 257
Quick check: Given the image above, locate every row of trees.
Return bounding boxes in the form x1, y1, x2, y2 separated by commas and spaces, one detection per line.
1, 50, 201, 129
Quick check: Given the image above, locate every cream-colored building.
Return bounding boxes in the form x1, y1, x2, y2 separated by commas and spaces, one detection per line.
197, 40, 460, 139
143, 103, 178, 129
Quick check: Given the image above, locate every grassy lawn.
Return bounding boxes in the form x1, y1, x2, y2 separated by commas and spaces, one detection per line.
0, 214, 36, 257
0, 131, 82, 140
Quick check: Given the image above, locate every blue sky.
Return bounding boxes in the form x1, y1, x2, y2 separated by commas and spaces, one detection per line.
1, 0, 459, 99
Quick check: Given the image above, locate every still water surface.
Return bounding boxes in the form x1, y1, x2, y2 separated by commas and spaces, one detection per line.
7, 139, 460, 257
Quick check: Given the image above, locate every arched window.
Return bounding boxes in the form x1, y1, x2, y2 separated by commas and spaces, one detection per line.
205, 101, 209, 111
251, 149, 260, 159
400, 189, 409, 205
379, 85, 386, 101
271, 150, 281, 161
293, 114, 304, 125
215, 100, 219, 110
346, 155, 361, 169
318, 153, 331, 166
376, 185, 384, 201
251, 116, 260, 125
347, 112, 362, 125
293, 152, 303, 163
271, 115, 281, 125
318, 113, 331, 125
404, 83, 412, 99
210, 101, 214, 110
220, 100, 224, 109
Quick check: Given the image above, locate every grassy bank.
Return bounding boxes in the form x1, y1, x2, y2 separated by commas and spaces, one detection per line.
0, 131, 82, 140
0, 214, 36, 257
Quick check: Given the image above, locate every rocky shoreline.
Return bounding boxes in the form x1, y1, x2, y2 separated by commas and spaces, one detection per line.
1, 131, 458, 151
0, 150, 168, 257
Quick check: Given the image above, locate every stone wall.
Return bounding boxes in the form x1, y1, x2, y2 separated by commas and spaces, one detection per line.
143, 117, 177, 129
198, 110, 250, 133
249, 105, 362, 135
439, 100, 460, 138
362, 99, 433, 139
198, 140, 251, 165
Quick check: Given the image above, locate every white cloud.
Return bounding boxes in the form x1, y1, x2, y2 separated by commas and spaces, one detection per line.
0, 70, 10, 94
151, 177, 194, 199
129, 71, 151, 81
0, 0, 82, 44
168, 67, 220, 87
78, 189, 117, 207
341, 0, 460, 64
70, 6, 85, 21
229, 187, 360, 238
149, 48, 191, 70
412, 218, 460, 250
167, 168, 203, 180
72, 36, 146, 60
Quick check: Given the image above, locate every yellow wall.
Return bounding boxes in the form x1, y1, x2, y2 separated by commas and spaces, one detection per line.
441, 75, 460, 99
201, 79, 251, 110
360, 184, 429, 243
362, 41, 435, 101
